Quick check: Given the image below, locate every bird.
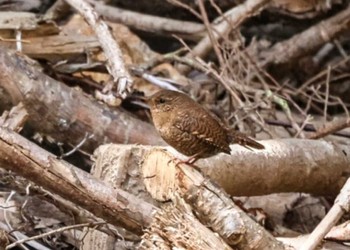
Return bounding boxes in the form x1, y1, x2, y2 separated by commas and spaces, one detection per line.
148, 89, 264, 164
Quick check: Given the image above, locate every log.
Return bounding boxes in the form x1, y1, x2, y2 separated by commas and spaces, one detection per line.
93, 144, 291, 249
0, 46, 163, 153
81, 144, 162, 250
0, 128, 250, 249
142, 139, 349, 197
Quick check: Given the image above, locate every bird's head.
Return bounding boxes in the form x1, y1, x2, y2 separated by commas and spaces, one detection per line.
147, 89, 182, 113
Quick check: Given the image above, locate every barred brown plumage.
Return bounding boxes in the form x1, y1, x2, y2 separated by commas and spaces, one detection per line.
148, 89, 264, 164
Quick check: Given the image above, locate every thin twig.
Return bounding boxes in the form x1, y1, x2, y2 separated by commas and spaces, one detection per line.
266, 90, 304, 138
3, 192, 31, 250
294, 115, 313, 138
197, 0, 225, 68
297, 56, 350, 94
323, 66, 331, 123
265, 119, 350, 139
6, 222, 106, 249
59, 133, 94, 159
0, 222, 47, 250
308, 118, 350, 139
167, 0, 202, 20
189, 0, 270, 59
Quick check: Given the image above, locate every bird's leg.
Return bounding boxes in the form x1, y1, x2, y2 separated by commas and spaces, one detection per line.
175, 151, 204, 167
168, 151, 206, 174
183, 155, 199, 164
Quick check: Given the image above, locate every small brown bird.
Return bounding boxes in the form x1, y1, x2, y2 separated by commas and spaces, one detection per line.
148, 89, 264, 164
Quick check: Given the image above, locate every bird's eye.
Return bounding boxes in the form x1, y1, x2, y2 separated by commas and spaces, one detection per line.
158, 98, 166, 104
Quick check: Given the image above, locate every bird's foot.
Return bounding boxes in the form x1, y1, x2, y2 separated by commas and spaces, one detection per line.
173, 156, 203, 173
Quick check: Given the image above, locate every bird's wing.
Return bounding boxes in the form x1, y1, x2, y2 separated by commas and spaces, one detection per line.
172, 109, 230, 154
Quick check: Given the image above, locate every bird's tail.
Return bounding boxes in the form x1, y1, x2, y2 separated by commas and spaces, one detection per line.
228, 131, 265, 150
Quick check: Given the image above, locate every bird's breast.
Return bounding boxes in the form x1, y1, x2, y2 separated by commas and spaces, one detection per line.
151, 110, 170, 128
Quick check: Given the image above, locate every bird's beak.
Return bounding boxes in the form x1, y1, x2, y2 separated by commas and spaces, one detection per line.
145, 96, 152, 105
145, 96, 154, 110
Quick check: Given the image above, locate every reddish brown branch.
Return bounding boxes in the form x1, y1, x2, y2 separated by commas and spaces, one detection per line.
308, 118, 350, 139
265, 119, 350, 139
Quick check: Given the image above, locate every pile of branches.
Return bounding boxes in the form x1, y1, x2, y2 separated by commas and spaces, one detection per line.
0, 0, 350, 249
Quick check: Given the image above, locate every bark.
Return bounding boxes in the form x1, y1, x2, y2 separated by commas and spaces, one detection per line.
175, 160, 290, 249
196, 139, 349, 196
0, 103, 28, 132
92, 144, 161, 206
0, 46, 163, 153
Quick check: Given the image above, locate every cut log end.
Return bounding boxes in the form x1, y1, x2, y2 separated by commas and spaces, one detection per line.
142, 149, 177, 201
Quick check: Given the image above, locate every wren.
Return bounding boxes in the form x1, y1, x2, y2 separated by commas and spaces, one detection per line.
148, 89, 264, 164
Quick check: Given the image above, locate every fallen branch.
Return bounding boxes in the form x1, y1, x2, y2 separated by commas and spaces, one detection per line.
278, 235, 348, 250
265, 118, 350, 139
189, 0, 270, 59
93, 142, 349, 201
0, 33, 101, 62
0, 46, 163, 153
141, 140, 349, 196
94, 144, 290, 249
93, 144, 289, 249
308, 117, 350, 139
0, 127, 156, 235
64, 0, 132, 98
0, 11, 59, 33
88, 1, 205, 41
174, 162, 290, 249
259, 5, 350, 67
0, 128, 285, 249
